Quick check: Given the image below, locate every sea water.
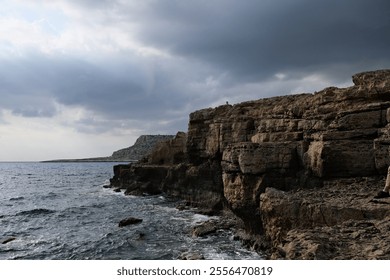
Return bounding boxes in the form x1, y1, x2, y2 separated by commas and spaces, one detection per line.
0, 162, 261, 260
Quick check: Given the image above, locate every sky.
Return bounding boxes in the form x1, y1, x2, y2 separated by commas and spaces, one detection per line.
0, 0, 389, 161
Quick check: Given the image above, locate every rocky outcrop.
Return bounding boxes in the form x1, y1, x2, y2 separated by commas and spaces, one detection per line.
110, 69, 390, 259
111, 135, 175, 161
110, 132, 224, 210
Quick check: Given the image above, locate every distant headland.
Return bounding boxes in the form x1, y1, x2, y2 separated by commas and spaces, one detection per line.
42, 134, 174, 163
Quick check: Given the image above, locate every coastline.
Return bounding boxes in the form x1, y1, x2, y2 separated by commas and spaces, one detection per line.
107, 69, 390, 259
41, 158, 137, 163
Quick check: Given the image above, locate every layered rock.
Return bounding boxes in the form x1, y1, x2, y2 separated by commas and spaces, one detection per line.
185, 70, 390, 235
110, 69, 390, 259
260, 179, 390, 259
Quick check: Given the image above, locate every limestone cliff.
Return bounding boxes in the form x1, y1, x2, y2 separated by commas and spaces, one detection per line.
110, 134, 175, 161
110, 69, 390, 259
44, 134, 174, 162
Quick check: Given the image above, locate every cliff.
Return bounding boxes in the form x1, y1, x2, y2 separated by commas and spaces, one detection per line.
44, 134, 174, 162
110, 69, 390, 259
109, 135, 175, 161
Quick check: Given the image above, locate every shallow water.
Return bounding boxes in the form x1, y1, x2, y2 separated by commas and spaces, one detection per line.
0, 162, 261, 260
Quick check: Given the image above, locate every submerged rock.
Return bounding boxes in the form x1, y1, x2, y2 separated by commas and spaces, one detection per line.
178, 251, 205, 260
192, 221, 218, 237
118, 217, 143, 227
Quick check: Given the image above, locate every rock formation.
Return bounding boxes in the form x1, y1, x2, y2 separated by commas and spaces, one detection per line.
44, 134, 174, 162
110, 69, 390, 259
110, 135, 175, 161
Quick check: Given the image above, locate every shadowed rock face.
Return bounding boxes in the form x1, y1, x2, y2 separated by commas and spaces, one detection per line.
111, 70, 390, 259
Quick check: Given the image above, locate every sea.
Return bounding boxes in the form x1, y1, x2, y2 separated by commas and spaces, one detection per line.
0, 162, 261, 260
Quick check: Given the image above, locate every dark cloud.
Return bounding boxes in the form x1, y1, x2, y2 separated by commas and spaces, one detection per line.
125, 0, 390, 82
2, 0, 390, 136
0, 52, 196, 133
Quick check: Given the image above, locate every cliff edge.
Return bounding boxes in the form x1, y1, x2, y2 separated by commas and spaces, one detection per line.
110, 69, 390, 259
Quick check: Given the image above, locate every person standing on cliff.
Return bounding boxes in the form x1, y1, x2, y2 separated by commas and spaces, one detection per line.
375, 166, 390, 198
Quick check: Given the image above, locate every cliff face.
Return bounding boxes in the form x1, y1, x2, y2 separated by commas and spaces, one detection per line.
110, 135, 175, 161
185, 69, 390, 233
110, 70, 390, 259
110, 132, 224, 210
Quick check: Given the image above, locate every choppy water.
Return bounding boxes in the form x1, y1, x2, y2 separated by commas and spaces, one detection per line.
0, 162, 260, 260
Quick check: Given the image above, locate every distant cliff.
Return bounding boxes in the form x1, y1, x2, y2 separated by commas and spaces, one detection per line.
110, 70, 390, 259
44, 134, 174, 162
109, 135, 175, 161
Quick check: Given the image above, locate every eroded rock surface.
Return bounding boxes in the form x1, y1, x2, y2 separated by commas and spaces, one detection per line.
260, 178, 390, 259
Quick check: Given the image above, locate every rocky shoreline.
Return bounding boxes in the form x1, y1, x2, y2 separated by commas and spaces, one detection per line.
108, 69, 390, 259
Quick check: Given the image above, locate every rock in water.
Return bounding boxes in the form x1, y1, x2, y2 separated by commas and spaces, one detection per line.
118, 217, 143, 227
1, 237, 16, 244
178, 251, 205, 260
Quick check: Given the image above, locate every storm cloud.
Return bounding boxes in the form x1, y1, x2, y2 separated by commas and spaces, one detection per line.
120, 0, 390, 81
1, 0, 390, 160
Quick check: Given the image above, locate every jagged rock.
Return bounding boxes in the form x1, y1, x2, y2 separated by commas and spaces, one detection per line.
118, 217, 143, 227
192, 221, 218, 237
191, 211, 240, 237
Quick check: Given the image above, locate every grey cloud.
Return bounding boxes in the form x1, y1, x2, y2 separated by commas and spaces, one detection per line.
2, 0, 390, 137
62, 0, 390, 85
12, 107, 56, 118
0, 52, 197, 133
121, 0, 390, 82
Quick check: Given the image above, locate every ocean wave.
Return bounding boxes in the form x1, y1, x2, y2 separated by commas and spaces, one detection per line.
15, 208, 56, 217
9, 196, 25, 201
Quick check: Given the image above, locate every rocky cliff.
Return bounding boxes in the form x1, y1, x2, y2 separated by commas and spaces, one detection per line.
110, 69, 390, 259
44, 134, 174, 162
110, 135, 175, 161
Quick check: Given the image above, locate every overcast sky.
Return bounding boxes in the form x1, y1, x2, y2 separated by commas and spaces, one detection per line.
0, 0, 389, 161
